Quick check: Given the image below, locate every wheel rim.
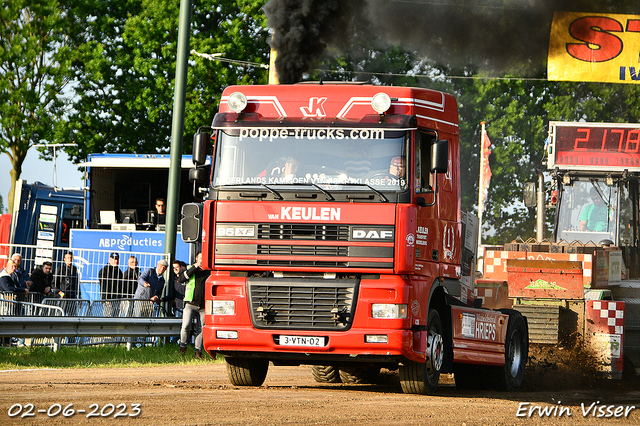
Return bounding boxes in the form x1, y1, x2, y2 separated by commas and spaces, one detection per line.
426, 328, 443, 375
508, 329, 523, 378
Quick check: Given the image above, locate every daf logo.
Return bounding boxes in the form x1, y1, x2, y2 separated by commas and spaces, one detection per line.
352, 229, 394, 240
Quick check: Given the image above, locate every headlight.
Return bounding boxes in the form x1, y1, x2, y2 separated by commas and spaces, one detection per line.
228, 92, 248, 113
371, 303, 408, 319
212, 300, 235, 315
371, 92, 391, 114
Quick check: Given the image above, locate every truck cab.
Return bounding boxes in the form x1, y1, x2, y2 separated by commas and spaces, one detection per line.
185, 83, 528, 394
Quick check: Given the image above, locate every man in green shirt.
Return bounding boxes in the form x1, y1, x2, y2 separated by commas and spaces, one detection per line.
580, 188, 608, 232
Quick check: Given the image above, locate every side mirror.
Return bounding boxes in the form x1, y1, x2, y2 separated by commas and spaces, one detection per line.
523, 182, 537, 207
192, 132, 210, 166
189, 166, 207, 184
431, 139, 448, 173
189, 166, 209, 201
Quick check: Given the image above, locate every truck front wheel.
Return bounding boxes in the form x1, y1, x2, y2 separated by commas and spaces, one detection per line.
225, 356, 269, 386
399, 309, 443, 394
488, 310, 528, 391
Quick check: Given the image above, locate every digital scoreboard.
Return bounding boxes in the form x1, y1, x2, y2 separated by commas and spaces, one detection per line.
548, 121, 640, 171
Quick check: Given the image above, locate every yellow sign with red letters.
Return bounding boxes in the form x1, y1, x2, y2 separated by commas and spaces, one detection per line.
548, 12, 640, 84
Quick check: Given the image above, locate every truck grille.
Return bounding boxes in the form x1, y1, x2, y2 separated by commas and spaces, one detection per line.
248, 278, 358, 330
215, 223, 394, 270
257, 245, 348, 256
258, 224, 350, 241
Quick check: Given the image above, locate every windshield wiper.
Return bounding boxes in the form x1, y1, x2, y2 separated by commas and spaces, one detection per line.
271, 182, 335, 201
337, 182, 389, 203
217, 183, 283, 200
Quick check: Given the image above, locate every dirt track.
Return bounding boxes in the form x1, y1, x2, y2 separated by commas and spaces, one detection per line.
1, 358, 639, 426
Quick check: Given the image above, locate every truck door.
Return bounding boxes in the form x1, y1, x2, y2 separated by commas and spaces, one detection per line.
414, 131, 439, 275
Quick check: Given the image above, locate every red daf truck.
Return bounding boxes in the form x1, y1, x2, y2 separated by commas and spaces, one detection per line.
182, 83, 529, 394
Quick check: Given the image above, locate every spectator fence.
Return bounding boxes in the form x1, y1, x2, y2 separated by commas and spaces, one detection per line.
1, 242, 179, 350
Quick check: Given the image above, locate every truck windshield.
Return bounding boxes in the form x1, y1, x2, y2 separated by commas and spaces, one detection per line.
556, 180, 618, 245
213, 128, 409, 191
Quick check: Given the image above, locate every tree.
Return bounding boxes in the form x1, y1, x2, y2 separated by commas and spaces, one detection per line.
62, 0, 270, 163
0, 0, 76, 213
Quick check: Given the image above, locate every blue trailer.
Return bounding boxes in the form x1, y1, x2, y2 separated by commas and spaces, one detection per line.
8, 180, 84, 249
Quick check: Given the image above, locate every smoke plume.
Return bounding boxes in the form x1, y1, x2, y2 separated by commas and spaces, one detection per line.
263, 0, 365, 84
264, 0, 636, 82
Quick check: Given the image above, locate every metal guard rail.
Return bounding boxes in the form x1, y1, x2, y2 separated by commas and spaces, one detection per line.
0, 316, 182, 337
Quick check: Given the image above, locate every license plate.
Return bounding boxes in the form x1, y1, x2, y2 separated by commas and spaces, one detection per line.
279, 335, 324, 347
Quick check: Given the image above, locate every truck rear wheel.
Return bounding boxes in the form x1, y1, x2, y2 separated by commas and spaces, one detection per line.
399, 309, 443, 394
338, 365, 380, 384
311, 365, 342, 383
488, 310, 528, 391
225, 356, 269, 386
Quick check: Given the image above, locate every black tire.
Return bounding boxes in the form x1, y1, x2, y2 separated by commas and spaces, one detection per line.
311, 365, 342, 383
339, 365, 381, 384
488, 310, 528, 391
225, 356, 269, 386
399, 309, 444, 394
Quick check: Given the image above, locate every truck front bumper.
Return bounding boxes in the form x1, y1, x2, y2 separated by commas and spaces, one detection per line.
203, 326, 422, 363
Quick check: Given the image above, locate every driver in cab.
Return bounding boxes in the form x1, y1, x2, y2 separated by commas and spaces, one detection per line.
281, 157, 300, 181
579, 187, 608, 232
389, 155, 406, 180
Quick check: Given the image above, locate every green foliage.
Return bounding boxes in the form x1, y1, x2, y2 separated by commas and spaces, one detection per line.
0, 344, 221, 369
0, 0, 77, 213
62, 0, 270, 162
3, 0, 640, 244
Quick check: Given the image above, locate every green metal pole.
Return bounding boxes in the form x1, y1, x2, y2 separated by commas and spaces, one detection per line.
165, 0, 192, 263
163, 0, 192, 319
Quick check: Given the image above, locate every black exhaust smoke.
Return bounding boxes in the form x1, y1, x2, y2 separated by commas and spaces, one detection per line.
264, 0, 635, 82
263, 0, 365, 84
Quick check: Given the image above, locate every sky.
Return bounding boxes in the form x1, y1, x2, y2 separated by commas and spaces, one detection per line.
0, 151, 84, 213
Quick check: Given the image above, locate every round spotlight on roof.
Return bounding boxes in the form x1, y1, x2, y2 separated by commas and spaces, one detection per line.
371, 92, 391, 114
228, 92, 248, 113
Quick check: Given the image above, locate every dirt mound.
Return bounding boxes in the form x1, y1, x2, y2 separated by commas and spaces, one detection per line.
522, 343, 619, 391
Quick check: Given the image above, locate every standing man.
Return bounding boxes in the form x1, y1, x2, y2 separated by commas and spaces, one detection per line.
178, 252, 209, 359
122, 255, 140, 297
10, 253, 32, 292
171, 260, 187, 316
133, 259, 168, 316
53, 252, 79, 299
98, 252, 124, 300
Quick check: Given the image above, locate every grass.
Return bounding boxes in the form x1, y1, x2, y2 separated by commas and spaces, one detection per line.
0, 343, 222, 369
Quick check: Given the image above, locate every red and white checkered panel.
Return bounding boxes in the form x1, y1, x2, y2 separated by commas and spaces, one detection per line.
586, 300, 625, 379
587, 300, 625, 335
483, 249, 593, 288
